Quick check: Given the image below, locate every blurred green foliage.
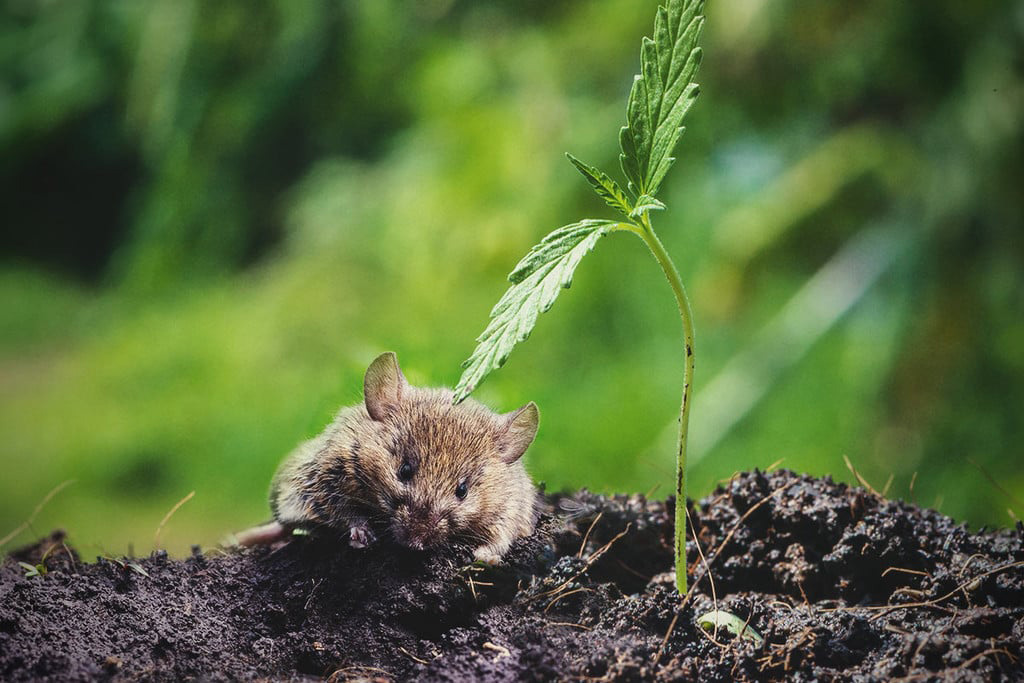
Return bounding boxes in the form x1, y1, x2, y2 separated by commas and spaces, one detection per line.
1, 0, 1021, 557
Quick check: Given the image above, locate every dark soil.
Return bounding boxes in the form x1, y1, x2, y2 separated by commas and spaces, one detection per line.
2, 469, 1022, 681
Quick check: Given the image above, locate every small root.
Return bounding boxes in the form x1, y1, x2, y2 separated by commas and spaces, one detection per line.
544, 587, 592, 613
577, 512, 603, 558
545, 620, 592, 631
398, 646, 429, 665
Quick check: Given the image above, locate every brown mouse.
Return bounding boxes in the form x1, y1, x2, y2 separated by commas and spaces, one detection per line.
236, 352, 540, 563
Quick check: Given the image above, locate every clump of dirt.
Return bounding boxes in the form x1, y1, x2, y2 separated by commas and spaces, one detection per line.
2, 470, 1022, 681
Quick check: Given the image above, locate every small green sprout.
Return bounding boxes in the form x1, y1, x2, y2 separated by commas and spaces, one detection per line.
16, 541, 60, 578
18, 561, 45, 578
454, 0, 705, 594
126, 562, 150, 577
105, 556, 151, 578
697, 610, 764, 646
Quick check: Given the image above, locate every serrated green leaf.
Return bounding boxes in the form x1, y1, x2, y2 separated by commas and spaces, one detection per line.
620, 0, 705, 198
630, 194, 666, 219
618, 124, 641, 196
454, 220, 619, 402
566, 153, 633, 218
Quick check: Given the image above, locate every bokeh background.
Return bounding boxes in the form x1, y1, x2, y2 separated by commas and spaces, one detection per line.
2, 0, 1022, 558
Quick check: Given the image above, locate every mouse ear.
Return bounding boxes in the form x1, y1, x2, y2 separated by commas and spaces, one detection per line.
496, 402, 539, 464
364, 352, 407, 421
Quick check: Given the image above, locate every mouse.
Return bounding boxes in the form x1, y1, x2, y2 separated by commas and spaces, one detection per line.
236, 352, 541, 564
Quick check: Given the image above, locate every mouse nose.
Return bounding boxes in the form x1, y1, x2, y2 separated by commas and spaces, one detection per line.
411, 506, 442, 530
407, 501, 439, 524
397, 504, 443, 550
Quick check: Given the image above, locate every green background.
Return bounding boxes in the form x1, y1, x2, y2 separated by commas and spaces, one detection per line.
2, 0, 1021, 558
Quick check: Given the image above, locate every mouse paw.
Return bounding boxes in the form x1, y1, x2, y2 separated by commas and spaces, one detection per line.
348, 521, 376, 549
232, 521, 289, 547
472, 546, 502, 565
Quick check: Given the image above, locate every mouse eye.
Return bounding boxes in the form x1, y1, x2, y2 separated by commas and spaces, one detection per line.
398, 460, 415, 482
455, 480, 469, 500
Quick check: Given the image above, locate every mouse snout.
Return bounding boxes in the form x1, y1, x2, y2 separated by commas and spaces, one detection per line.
393, 502, 448, 550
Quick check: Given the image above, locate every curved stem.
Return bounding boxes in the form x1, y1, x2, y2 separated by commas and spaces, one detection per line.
634, 213, 695, 595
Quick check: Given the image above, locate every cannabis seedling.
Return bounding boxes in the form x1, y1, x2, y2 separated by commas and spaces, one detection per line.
18, 561, 46, 578
453, 0, 705, 594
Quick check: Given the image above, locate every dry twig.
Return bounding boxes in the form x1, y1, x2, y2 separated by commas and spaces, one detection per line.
0, 479, 76, 549
881, 566, 931, 580
652, 612, 679, 667
533, 523, 632, 604
698, 484, 790, 578
967, 457, 1024, 511
819, 560, 1024, 619
154, 490, 195, 550
843, 455, 879, 496
398, 647, 429, 665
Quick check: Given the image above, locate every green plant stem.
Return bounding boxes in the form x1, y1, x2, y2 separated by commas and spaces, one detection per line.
634, 213, 695, 596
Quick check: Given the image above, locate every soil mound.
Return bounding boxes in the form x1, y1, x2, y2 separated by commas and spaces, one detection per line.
2, 470, 1021, 681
